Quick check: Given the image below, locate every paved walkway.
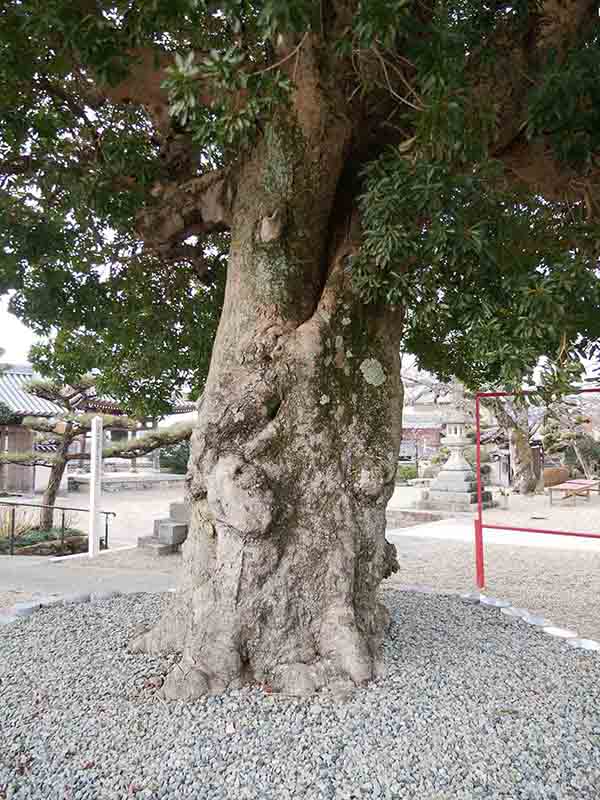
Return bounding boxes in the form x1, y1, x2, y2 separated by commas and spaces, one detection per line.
1, 485, 184, 548
0, 550, 180, 610
2, 485, 599, 641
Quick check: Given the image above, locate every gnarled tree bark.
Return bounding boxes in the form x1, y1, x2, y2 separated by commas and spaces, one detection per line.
131, 47, 404, 697
490, 400, 538, 495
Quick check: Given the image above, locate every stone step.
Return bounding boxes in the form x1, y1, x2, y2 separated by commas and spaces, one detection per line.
137, 534, 159, 547
158, 521, 188, 546
153, 517, 172, 537
169, 502, 191, 523
139, 539, 176, 556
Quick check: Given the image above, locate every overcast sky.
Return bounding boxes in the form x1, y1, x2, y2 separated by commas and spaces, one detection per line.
0, 295, 37, 363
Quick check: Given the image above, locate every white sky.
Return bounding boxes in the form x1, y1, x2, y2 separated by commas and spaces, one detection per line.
0, 294, 38, 363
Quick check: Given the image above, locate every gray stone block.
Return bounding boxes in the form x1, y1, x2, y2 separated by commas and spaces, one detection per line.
90, 590, 121, 603
169, 502, 191, 523
39, 596, 64, 608
12, 601, 41, 617
158, 521, 188, 546
153, 517, 172, 537
137, 535, 158, 547
0, 614, 19, 625
62, 592, 91, 605
143, 541, 176, 556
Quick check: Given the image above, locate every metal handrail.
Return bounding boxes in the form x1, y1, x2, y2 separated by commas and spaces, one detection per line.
0, 500, 115, 555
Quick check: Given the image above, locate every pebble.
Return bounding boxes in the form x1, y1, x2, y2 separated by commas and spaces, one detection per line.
0, 592, 598, 799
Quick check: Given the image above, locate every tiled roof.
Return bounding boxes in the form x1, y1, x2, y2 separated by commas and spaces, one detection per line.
0, 364, 196, 418
0, 365, 62, 416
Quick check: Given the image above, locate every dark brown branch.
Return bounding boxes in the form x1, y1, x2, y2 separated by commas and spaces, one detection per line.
135, 169, 232, 252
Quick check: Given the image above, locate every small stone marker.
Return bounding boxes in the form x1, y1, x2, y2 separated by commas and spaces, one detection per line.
521, 613, 551, 627
460, 592, 483, 604
501, 607, 528, 618
12, 601, 41, 617
480, 596, 511, 608
542, 626, 578, 639
90, 590, 121, 602
39, 596, 64, 608
88, 415, 103, 558
62, 592, 91, 605
566, 638, 600, 651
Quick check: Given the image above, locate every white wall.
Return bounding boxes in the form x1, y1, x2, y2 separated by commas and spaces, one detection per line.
34, 465, 68, 495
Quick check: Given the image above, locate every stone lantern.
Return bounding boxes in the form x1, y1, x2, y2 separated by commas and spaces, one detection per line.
425, 380, 493, 511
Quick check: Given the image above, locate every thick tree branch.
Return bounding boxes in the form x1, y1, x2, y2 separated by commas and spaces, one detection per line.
135, 169, 232, 255
68, 422, 192, 461
0, 451, 57, 468
478, 0, 600, 200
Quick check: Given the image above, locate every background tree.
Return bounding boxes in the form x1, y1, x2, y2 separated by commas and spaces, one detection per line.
0, 376, 192, 528
2, 2, 600, 699
24, 253, 225, 418
160, 439, 191, 475
486, 398, 545, 494
543, 394, 600, 478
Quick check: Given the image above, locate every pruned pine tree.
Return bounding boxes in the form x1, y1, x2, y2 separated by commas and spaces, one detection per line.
0, 377, 191, 528
544, 395, 600, 478
2, 2, 600, 698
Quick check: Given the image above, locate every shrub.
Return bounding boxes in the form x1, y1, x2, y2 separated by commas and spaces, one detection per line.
160, 440, 190, 475
430, 447, 450, 465
396, 464, 417, 482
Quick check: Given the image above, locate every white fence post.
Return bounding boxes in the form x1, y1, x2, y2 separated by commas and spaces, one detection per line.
88, 416, 103, 558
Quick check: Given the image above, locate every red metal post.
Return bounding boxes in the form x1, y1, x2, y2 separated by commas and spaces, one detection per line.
474, 519, 485, 589
474, 394, 485, 588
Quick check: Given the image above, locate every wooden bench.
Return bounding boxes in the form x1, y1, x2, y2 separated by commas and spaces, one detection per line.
548, 479, 600, 505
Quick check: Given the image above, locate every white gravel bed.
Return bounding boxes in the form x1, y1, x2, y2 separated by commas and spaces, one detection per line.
1, 591, 599, 800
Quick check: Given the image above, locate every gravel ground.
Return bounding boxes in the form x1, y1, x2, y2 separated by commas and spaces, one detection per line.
1, 591, 599, 800
388, 536, 600, 640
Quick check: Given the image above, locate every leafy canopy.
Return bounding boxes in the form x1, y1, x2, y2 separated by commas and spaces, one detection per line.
1, 1, 600, 398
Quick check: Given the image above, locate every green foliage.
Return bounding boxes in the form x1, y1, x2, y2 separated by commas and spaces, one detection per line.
0, 450, 56, 467
395, 463, 417, 482
27, 255, 225, 417
430, 447, 450, 466
563, 436, 600, 470
0, 401, 19, 426
1, 0, 600, 409
164, 50, 292, 156
160, 439, 191, 474
357, 148, 600, 389
527, 43, 600, 169
0, 526, 85, 553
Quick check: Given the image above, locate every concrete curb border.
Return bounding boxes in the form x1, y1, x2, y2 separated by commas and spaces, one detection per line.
459, 590, 600, 652
0, 589, 123, 625
0, 585, 179, 626
390, 584, 600, 652
3, 584, 599, 655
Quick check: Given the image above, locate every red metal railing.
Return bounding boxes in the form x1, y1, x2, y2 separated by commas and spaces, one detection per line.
474, 388, 600, 588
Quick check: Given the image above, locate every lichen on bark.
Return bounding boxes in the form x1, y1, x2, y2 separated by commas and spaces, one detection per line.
130, 45, 404, 702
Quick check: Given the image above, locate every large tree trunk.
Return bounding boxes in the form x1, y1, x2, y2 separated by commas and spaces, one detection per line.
131, 64, 404, 698
508, 428, 538, 495
40, 430, 73, 530
491, 400, 537, 495
572, 440, 593, 479
40, 457, 68, 530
